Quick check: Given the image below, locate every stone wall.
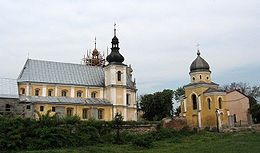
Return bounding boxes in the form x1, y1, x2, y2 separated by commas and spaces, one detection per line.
120, 123, 158, 134
162, 117, 187, 131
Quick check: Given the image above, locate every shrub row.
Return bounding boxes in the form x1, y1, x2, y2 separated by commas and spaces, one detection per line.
0, 114, 194, 151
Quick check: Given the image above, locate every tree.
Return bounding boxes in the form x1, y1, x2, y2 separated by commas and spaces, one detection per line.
249, 104, 260, 123
140, 89, 174, 121
173, 87, 185, 116
221, 82, 260, 107
173, 87, 185, 103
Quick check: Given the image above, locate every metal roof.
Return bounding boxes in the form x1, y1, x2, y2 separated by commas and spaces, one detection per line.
190, 51, 210, 73
17, 59, 136, 89
203, 87, 224, 93
184, 81, 218, 88
0, 78, 19, 98
18, 59, 105, 86
20, 95, 112, 106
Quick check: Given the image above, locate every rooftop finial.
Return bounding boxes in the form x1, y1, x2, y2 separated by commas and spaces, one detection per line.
114, 23, 116, 36
196, 43, 200, 56
94, 36, 96, 49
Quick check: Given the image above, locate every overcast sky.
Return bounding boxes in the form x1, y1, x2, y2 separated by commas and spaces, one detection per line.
0, 0, 260, 96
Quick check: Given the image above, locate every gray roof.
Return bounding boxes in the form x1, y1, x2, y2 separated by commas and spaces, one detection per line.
17, 59, 135, 89
184, 81, 218, 88
20, 95, 112, 106
203, 87, 223, 93
190, 51, 210, 73
18, 59, 105, 86
0, 78, 19, 98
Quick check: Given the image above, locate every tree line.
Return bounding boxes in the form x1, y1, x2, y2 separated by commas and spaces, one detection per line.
139, 82, 260, 123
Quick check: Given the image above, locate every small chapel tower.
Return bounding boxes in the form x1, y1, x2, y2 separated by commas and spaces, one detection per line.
180, 49, 229, 129
104, 25, 137, 121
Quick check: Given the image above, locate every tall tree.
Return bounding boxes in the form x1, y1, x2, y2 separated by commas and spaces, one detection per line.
249, 104, 260, 123
173, 87, 185, 116
140, 89, 174, 121
173, 87, 185, 103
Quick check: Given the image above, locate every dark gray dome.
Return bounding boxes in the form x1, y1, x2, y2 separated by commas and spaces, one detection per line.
106, 30, 124, 64
190, 50, 210, 73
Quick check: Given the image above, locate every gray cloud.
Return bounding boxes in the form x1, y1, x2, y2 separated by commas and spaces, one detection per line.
0, 0, 260, 94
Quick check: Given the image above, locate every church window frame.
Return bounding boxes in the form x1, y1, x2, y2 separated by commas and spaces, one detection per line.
67, 108, 73, 117
77, 91, 83, 97
61, 90, 67, 97
82, 108, 88, 119
117, 71, 121, 81
98, 109, 104, 119
48, 89, 53, 96
40, 106, 44, 112
126, 93, 130, 105
35, 88, 40, 96
207, 98, 211, 110
218, 97, 222, 109
192, 94, 197, 110
91, 92, 97, 98
21, 88, 25, 95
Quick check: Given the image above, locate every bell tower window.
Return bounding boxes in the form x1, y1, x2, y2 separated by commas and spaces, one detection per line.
200, 75, 202, 79
117, 71, 121, 81
192, 94, 197, 110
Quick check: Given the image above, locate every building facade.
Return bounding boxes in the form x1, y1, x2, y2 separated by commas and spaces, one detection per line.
180, 50, 229, 129
226, 90, 251, 125
17, 28, 137, 121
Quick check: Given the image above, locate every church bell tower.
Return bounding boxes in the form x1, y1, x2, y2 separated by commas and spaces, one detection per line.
105, 25, 128, 120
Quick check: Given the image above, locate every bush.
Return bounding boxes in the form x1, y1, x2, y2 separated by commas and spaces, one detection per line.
132, 135, 153, 148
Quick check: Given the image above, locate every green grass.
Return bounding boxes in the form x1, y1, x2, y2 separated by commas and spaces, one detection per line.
19, 131, 260, 153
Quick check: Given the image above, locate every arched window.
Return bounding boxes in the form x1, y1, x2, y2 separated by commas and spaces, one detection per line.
200, 75, 202, 79
21, 88, 25, 95
91, 92, 97, 98
35, 89, 40, 96
192, 94, 197, 110
218, 97, 222, 109
207, 98, 211, 110
117, 71, 121, 81
48, 90, 53, 96
5, 104, 11, 112
61, 90, 67, 97
77, 91, 82, 97
192, 77, 195, 81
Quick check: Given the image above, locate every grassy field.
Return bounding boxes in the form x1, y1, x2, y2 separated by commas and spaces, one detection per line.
21, 130, 260, 153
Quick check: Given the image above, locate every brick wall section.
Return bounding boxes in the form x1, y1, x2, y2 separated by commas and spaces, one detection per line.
162, 117, 187, 130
